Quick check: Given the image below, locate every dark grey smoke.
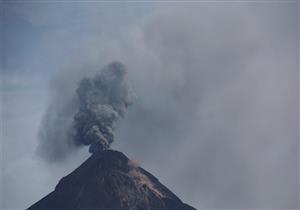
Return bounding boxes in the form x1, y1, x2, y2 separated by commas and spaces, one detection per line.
73, 62, 133, 154
37, 61, 133, 161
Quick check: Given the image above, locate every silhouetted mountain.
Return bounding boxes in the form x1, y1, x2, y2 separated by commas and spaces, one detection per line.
27, 150, 197, 210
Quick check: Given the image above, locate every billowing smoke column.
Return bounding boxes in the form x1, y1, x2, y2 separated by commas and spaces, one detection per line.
73, 62, 133, 154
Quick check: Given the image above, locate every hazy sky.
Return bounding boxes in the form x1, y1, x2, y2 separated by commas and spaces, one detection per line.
1, 1, 299, 209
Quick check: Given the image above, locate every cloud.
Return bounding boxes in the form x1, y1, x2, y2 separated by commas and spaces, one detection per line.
111, 4, 298, 209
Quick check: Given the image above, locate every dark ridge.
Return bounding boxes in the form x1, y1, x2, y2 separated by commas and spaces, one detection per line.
27, 150, 197, 210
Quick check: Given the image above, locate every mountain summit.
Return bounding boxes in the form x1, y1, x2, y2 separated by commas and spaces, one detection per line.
27, 150, 197, 210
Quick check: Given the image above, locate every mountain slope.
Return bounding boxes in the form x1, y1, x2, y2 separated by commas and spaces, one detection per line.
27, 150, 197, 210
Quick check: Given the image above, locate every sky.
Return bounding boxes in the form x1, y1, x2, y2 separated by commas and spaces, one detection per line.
1, 1, 299, 209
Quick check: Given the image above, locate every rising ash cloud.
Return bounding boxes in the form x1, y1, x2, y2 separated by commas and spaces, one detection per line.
38, 62, 133, 160
73, 62, 133, 153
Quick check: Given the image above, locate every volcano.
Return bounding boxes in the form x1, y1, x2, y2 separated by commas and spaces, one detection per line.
27, 150, 197, 210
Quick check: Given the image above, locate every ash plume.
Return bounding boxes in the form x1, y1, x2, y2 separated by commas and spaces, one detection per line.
73, 62, 133, 154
